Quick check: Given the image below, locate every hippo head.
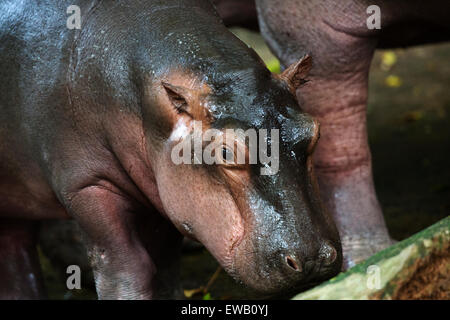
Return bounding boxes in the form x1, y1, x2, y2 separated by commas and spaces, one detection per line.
144, 55, 342, 296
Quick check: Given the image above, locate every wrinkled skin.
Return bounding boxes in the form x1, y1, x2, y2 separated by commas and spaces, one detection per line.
0, 0, 341, 299
238, 0, 450, 268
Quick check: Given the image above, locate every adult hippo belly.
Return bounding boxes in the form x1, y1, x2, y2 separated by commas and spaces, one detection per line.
248, 0, 450, 268
0, 0, 341, 299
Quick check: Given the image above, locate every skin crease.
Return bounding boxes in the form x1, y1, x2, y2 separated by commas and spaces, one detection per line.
248, 0, 450, 268
0, 0, 342, 299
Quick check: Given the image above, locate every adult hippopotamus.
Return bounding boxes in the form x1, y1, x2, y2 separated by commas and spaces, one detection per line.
0, 0, 341, 299
214, 0, 450, 269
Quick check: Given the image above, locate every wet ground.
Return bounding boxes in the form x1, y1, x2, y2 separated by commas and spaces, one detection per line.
39, 28, 450, 300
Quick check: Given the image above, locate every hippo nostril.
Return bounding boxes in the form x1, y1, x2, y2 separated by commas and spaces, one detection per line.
285, 255, 302, 272
319, 242, 337, 266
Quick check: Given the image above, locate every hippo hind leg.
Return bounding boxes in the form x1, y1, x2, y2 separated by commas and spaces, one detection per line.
0, 219, 46, 299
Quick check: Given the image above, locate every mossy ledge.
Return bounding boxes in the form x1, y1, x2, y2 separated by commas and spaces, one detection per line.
293, 216, 450, 300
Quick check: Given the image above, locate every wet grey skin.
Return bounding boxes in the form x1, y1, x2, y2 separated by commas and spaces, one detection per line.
0, 0, 341, 299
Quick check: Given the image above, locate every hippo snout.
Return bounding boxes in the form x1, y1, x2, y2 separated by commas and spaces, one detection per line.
230, 233, 342, 297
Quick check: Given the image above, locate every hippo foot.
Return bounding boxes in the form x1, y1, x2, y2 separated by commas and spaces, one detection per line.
341, 233, 396, 270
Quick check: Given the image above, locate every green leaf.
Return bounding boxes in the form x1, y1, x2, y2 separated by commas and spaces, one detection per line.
203, 293, 212, 300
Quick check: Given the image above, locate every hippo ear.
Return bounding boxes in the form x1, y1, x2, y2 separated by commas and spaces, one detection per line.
162, 82, 193, 114
280, 54, 312, 92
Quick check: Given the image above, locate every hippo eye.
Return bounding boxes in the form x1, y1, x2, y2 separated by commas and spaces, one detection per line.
222, 147, 234, 162
218, 146, 235, 165
216, 138, 248, 169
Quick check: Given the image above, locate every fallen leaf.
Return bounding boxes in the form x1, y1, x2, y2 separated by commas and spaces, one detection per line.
381, 51, 397, 71
183, 287, 204, 298
385, 75, 402, 87
402, 110, 424, 122
203, 293, 212, 300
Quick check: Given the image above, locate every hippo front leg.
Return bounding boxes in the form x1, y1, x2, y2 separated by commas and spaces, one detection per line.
63, 185, 182, 299
256, 0, 393, 268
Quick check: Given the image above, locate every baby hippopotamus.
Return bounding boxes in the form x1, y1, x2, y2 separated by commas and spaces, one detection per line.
0, 0, 341, 299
